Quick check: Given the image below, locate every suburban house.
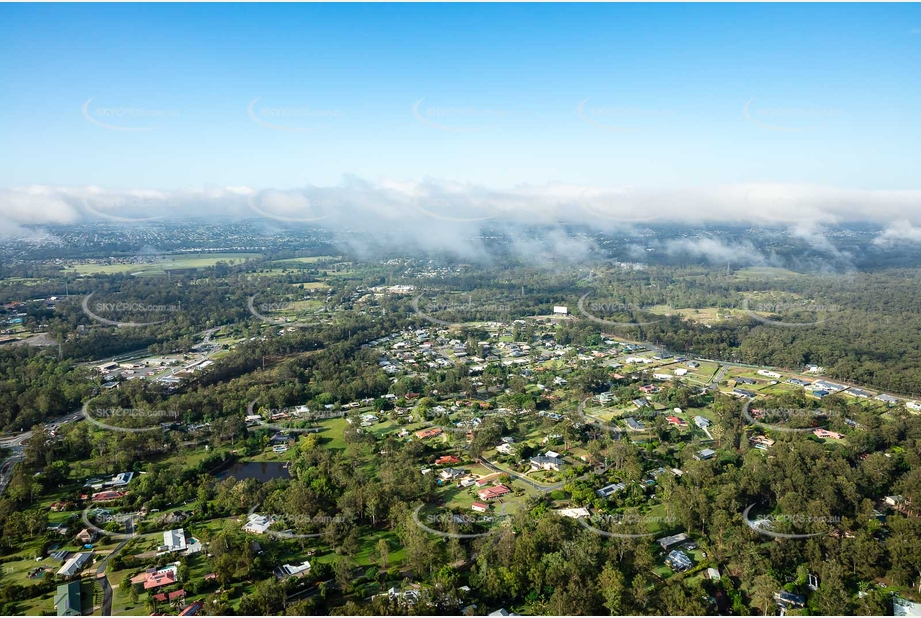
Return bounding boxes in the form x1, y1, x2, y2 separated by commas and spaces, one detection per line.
477, 485, 511, 501
885, 495, 905, 507
496, 443, 514, 455
57, 552, 92, 578
657, 532, 689, 549
694, 448, 717, 460
159, 529, 187, 554
596, 482, 626, 498
894, 596, 921, 616
107, 471, 135, 487
732, 388, 758, 398
757, 370, 781, 378
75, 528, 97, 545
530, 455, 565, 472
178, 601, 204, 616
813, 428, 844, 440
243, 513, 274, 534
439, 467, 465, 480
735, 377, 757, 385
274, 560, 311, 579
812, 380, 845, 392
54, 581, 82, 616
694, 415, 711, 429
774, 592, 806, 612
435, 455, 461, 465
471, 502, 489, 513
665, 416, 688, 427
666, 549, 693, 572
876, 394, 899, 405
907, 401, 921, 412
749, 435, 775, 450
91, 490, 126, 502
139, 565, 179, 590
624, 417, 645, 431
415, 427, 443, 439
152, 589, 187, 604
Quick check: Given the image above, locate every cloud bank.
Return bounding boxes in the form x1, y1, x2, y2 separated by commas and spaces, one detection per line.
2, 179, 920, 256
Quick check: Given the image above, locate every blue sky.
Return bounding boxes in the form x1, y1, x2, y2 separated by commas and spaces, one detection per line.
1, 3, 920, 192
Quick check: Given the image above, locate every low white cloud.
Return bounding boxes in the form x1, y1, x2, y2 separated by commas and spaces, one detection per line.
1, 179, 920, 259
872, 221, 921, 246
663, 238, 772, 266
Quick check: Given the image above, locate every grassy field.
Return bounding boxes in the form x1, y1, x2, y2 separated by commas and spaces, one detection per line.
645, 305, 755, 326
268, 256, 341, 265
63, 253, 263, 276
735, 266, 804, 279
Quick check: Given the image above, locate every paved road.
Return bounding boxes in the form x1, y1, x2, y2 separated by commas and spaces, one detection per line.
96, 518, 134, 616
0, 408, 85, 499
0, 453, 24, 497
708, 365, 729, 390
477, 456, 564, 493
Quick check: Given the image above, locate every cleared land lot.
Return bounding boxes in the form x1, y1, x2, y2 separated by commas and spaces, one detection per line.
63, 253, 263, 276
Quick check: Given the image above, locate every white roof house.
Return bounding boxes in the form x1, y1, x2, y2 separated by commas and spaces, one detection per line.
57, 552, 92, 577
275, 560, 311, 579
894, 596, 921, 617
161, 528, 187, 553
243, 513, 275, 535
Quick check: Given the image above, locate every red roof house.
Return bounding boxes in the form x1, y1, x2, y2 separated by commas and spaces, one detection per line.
477, 485, 511, 501
92, 490, 126, 502
143, 570, 177, 590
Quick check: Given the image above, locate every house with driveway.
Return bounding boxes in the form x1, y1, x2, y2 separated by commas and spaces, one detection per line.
530, 455, 565, 472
